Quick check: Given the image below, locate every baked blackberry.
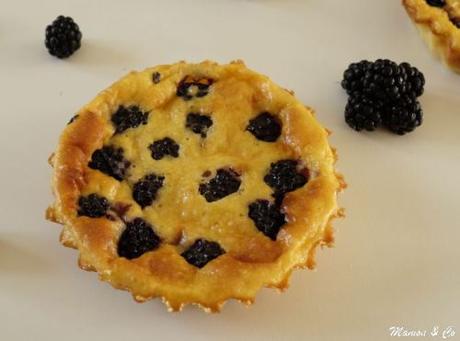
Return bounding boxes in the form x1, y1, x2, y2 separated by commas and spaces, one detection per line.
264, 160, 308, 197
45, 16, 82, 59
88, 146, 130, 181
177, 76, 214, 100
181, 239, 225, 268
426, 0, 445, 7
383, 97, 423, 135
111, 105, 149, 134
199, 169, 241, 202
118, 218, 160, 259
132, 174, 165, 208
77, 194, 109, 218
341, 60, 372, 96
246, 112, 282, 142
186, 113, 213, 137
344, 94, 383, 131
149, 137, 180, 160
248, 200, 286, 240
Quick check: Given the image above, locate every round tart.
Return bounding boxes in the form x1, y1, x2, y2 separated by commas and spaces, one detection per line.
403, 0, 460, 73
46, 60, 345, 312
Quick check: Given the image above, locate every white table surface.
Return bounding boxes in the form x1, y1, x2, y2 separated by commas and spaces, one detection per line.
1, 0, 459, 340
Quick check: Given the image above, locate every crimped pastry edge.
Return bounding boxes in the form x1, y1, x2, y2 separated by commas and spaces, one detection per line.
403, 0, 460, 73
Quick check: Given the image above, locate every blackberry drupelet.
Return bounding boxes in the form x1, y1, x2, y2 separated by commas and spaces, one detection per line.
118, 218, 160, 259
383, 97, 423, 135
132, 174, 165, 208
345, 94, 383, 131
77, 194, 109, 218
111, 105, 149, 134
199, 169, 241, 202
181, 239, 225, 268
88, 146, 130, 181
341, 60, 372, 96
149, 137, 180, 160
246, 112, 282, 142
45, 16, 82, 58
248, 200, 286, 240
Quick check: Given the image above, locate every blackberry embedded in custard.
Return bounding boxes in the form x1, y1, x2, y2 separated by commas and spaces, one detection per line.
152, 72, 161, 84
118, 218, 161, 259
132, 174, 165, 208
186, 113, 213, 137
246, 112, 282, 142
77, 194, 109, 218
426, 0, 445, 7
149, 137, 180, 160
181, 239, 225, 268
88, 146, 130, 181
111, 105, 149, 134
248, 200, 286, 240
177, 76, 213, 100
45, 15, 82, 58
345, 94, 383, 131
264, 160, 308, 196
199, 168, 241, 202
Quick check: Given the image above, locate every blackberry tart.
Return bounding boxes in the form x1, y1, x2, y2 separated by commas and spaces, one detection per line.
403, 0, 460, 73
46, 61, 345, 312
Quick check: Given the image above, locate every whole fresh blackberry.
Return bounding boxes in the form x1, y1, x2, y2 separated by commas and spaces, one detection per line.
345, 94, 383, 131
341, 59, 425, 135
383, 97, 423, 135
341, 60, 372, 96
45, 16, 82, 58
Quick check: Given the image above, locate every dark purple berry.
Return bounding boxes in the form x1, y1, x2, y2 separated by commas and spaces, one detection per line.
199, 169, 241, 202
118, 218, 160, 259
426, 0, 445, 7
345, 94, 383, 131
177, 76, 214, 100
246, 112, 282, 142
111, 105, 149, 134
88, 146, 130, 181
152, 72, 161, 84
248, 200, 286, 240
383, 97, 423, 135
77, 194, 109, 218
399, 62, 425, 97
185, 113, 213, 137
45, 16, 82, 59
132, 174, 165, 208
264, 160, 308, 197
341, 60, 372, 95
68, 114, 79, 125
149, 137, 179, 160
181, 239, 225, 268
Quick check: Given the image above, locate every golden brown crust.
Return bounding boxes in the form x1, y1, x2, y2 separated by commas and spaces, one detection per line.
403, 0, 460, 73
47, 60, 344, 312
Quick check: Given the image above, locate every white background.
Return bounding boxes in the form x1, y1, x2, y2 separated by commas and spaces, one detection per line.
1, 0, 459, 340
